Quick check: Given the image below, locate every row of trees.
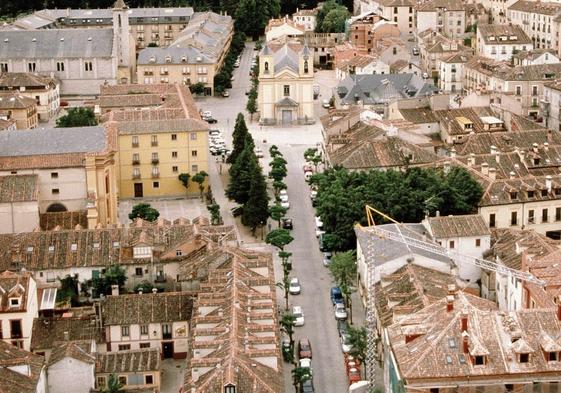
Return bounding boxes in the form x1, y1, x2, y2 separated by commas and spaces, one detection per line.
225, 113, 269, 233
246, 50, 260, 119
214, 31, 247, 94
311, 166, 483, 251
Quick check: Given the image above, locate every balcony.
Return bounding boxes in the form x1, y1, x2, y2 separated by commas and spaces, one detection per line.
132, 142, 139, 148
162, 331, 172, 339
151, 158, 159, 164
151, 172, 160, 179
160, 71, 169, 75
132, 173, 141, 180
151, 141, 158, 147
144, 71, 153, 76
132, 159, 140, 165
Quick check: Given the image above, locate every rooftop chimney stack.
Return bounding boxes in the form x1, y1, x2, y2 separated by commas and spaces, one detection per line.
509, 171, 516, 179
533, 142, 539, 153
461, 311, 468, 333
111, 284, 119, 296
468, 153, 476, 166
462, 333, 469, 354
546, 175, 553, 193
481, 162, 489, 176
544, 142, 549, 152
450, 148, 456, 158
446, 295, 454, 312
63, 331, 69, 341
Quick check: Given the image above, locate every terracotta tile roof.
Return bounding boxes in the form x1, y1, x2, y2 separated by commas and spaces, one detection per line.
265, 18, 305, 33
478, 24, 532, 45
0, 153, 86, 170
378, 0, 415, 6
116, 118, 209, 135
0, 218, 234, 271
31, 312, 106, 351
0, 118, 15, 130
47, 340, 96, 366
399, 107, 438, 123
427, 214, 490, 238
0, 93, 36, 109
0, 270, 32, 313
491, 228, 559, 270
0, 175, 38, 203
513, 48, 557, 62
526, 249, 561, 289
375, 264, 463, 328
96, 348, 160, 373
465, 55, 511, 77
0, 72, 57, 89
508, 0, 561, 15
433, 107, 503, 136
479, 173, 561, 206
453, 129, 554, 156
500, 63, 561, 81
184, 248, 283, 393
441, 51, 472, 63
293, 8, 317, 16
388, 292, 561, 384
39, 210, 88, 231
102, 291, 194, 325
0, 340, 45, 393
417, 0, 465, 12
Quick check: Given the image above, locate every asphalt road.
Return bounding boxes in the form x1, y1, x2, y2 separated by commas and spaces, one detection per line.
198, 42, 362, 393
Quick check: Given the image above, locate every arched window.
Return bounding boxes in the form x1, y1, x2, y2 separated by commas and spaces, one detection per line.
264, 62, 269, 73
46, 203, 68, 213
118, 14, 122, 28
392, 47, 397, 55
304, 60, 309, 73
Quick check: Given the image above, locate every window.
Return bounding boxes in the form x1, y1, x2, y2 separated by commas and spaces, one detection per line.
176, 250, 182, 256
264, 61, 269, 73
151, 135, 158, 146
171, 134, 177, 141
430, 389, 439, 393
118, 376, 127, 385
475, 239, 481, 247
9, 298, 20, 307
532, 85, 538, 95
118, 344, 131, 352
85, 62, 93, 72
520, 353, 530, 363
56, 62, 65, 72
52, 188, 60, 195
132, 153, 140, 164
51, 172, 58, 179
135, 267, 143, 276
145, 375, 154, 385
133, 246, 152, 258
28, 62, 36, 72
121, 326, 130, 337
151, 152, 159, 163
140, 325, 149, 335
474, 355, 485, 365
172, 151, 178, 158
192, 164, 198, 172
162, 323, 172, 339
151, 167, 159, 177
542, 189, 548, 197
0, 324, 2, 339
0, 63, 8, 72
225, 385, 236, 393
96, 376, 106, 389
449, 240, 455, 249
153, 181, 159, 188
548, 352, 558, 361
527, 190, 534, 198
543, 208, 549, 222
516, 86, 522, 96
190, 132, 197, 140
192, 150, 198, 157
511, 211, 518, 226
140, 342, 150, 348
132, 168, 140, 179
510, 191, 518, 200
528, 209, 535, 223
393, 47, 397, 55
283, 85, 290, 96
172, 166, 178, 173
490, 213, 496, 228
556, 207, 561, 221
132, 135, 139, 147
394, 6, 398, 13
304, 60, 309, 73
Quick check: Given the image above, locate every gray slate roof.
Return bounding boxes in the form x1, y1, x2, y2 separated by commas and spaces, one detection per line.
336, 74, 438, 105
273, 45, 300, 73
0, 126, 107, 157
0, 29, 114, 59
137, 46, 213, 64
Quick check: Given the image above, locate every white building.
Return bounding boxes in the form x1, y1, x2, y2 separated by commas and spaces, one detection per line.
544, 78, 561, 131
265, 18, 305, 42
102, 291, 192, 359
513, 49, 560, 66
0, 271, 38, 351
476, 24, 533, 61
0, 175, 40, 234
0, 340, 47, 393
508, 0, 561, 51
422, 214, 491, 281
292, 8, 317, 31
335, 54, 390, 80
46, 341, 96, 393
438, 52, 471, 93
416, 0, 466, 39
365, 0, 416, 35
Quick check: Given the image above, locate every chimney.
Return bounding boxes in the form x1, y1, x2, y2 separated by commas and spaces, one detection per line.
533, 142, 539, 153
468, 153, 476, 166
481, 162, 489, 176
463, 333, 469, 354
63, 331, 69, 341
548, 129, 553, 142
489, 167, 497, 180
450, 147, 456, 158
495, 153, 500, 164
111, 284, 119, 296
519, 149, 526, 161
461, 311, 468, 332
152, 288, 158, 294
448, 284, 457, 295
546, 175, 553, 193
446, 295, 454, 312
490, 145, 498, 155
509, 171, 516, 179
544, 142, 549, 152
436, 210, 440, 217
138, 289, 143, 295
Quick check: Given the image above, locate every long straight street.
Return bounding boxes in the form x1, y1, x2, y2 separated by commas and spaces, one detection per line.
198, 42, 365, 393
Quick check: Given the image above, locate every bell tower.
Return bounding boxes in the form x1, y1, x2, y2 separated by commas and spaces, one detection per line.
112, 0, 132, 69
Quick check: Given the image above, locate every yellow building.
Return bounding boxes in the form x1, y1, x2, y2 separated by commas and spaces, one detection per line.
100, 83, 209, 199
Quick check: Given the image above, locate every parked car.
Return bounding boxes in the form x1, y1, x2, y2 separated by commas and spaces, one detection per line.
281, 200, 291, 209
310, 190, 317, 201
255, 147, 264, 158
245, 89, 250, 95
298, 338, 312, 359
305, 170, 313, 181
422, 72, 429, 79
322, 99, 330, 108
282, 218, 293, 229
292, 306, 305, 326
315, 216, 323, 229
299, 358, 312, 375
208, 129, 221, 137
300, 379, 315, 393
315, 229, 325, 238
412, 47, 419, 56
222, 90, 230, 97
303, 164, 313, 172
318, 233, 328, 252
331, 287, 344, 305
334, 303, 348, 320
289, 277, 301, 295
337, 319, 349, 337
322, 251, 332, 267
202, 111, 212, 118
341, 332, 352, 353
203, 115, 218, 124
280, 189, 288, 198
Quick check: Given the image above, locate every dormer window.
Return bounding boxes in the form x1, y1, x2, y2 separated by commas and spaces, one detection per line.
547, 351, 558, 361
510, 191, 518, 200
113, 241, 120, 248
534, 158, 540, 165
224, 385, 236, 393
133, 246, 152, 258
71, 243, 78, 252
474, 355, 485, 365
542, 189, 548, 197
9, 298, 20, 308
176, 250, 182, 256
527, 190, 534, 198
519, 353, 530, 363
26, 246, 33, 253
93, 242, 100, 249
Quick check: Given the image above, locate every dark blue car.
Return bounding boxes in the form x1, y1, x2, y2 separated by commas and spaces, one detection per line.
330, 287, 344, 305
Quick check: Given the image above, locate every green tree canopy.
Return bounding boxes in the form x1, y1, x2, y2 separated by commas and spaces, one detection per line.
178, 173, 191, 193
315, 0, 350, 33
189, 82, 205, 95
347, 325, 367, 363
56, 107, 98, 128
99, 373, 124, 393
235, 0, 280, 39
265, 228, 294, 250
241, 165, 269, 234
128, 203, 160, 222
226, 136, 257, 204
313, 166, 483, 251
227, 113, 251, 164
91, 264, 127, 298
192, 171, 209, 200
269, 203, 288, 227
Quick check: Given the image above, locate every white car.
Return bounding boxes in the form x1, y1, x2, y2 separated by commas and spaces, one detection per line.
289, 277, 301, 295
341, 333, 352, 353
202, 111, 212, 118
281, 200, 290, 209
255, 147, 264, 158
280, 189, 288, 198
299, 358, 312, 375
315, 216, 323, 229
322, 99, 330, 108
304, 171, 313, 181
315, 229, 325, 238
334, 303, 348, 320
292, 306, 305, 326
310, 190, 317, 200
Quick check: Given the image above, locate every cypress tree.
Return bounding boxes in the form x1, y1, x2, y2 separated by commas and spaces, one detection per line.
227, 113, 252, 164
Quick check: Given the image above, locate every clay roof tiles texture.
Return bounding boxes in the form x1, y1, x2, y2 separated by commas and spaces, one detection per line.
427, 214, 490, 238
0, 175, 38, 203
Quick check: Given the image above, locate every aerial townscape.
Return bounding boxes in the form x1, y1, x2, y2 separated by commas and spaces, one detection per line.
3, 0, 561, 391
